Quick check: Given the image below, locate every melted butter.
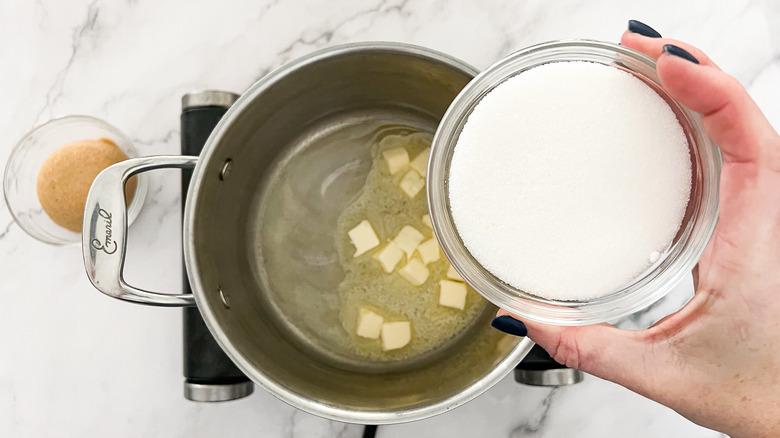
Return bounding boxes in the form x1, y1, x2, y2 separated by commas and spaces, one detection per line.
335, 132, 487, 361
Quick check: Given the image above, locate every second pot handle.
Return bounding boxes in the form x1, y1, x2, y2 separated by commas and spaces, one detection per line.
82, 155, 199, 306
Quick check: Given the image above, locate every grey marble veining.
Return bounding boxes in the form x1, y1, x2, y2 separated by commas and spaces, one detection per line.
1, 0, 777, 436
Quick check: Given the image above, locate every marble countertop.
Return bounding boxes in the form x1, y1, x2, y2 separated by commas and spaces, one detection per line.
1, 0, 777, 436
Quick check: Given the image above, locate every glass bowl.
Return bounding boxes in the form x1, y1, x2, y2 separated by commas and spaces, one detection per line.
3, 115, 147, 246
427, 40, 721, 326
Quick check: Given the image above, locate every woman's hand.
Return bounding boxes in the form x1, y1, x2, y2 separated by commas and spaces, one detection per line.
496, 21, 780, 438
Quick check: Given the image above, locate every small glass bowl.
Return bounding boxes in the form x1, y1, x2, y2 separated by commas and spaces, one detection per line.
3, 115, 147, 246
428, 40, 721, 326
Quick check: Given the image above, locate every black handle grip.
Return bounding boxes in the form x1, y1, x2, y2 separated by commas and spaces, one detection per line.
516, 344, 567, 371
181, 102, 250, 389
514, 343, 583, 386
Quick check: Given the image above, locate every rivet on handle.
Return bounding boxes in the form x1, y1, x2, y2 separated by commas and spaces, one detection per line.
218, 287, 231, 309
219, 159, 233, 181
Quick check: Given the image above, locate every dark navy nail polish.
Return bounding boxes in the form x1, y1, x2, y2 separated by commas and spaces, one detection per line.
663, 44, 700, 64
491, 315, 527, 337
628, 20, 662, 38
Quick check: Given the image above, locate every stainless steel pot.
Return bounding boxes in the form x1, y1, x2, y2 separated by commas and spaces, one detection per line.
82, 42, 533, 424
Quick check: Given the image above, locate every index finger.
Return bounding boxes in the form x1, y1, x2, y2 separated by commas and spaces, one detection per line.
620, 30, 719, 69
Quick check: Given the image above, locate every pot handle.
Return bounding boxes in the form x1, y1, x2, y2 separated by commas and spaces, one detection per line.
82, 155, 199, 306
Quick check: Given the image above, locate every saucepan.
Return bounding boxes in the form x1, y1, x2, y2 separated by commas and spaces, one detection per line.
82, 42, 533, 424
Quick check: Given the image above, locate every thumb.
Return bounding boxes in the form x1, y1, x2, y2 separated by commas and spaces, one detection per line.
495, 309, 658, 396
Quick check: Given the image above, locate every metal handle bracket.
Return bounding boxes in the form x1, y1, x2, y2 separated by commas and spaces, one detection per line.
82, 155, 199, 306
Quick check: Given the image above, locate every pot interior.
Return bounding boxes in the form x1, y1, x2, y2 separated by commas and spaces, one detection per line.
188, 45, 526, 421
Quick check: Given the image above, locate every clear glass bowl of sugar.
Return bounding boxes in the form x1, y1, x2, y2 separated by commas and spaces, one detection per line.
427, 40, 721, 326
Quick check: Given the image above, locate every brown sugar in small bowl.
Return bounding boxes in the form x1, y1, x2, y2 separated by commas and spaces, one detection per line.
4, 115, 147, 245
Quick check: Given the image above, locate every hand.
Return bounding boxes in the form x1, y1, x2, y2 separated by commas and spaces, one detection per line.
495, 21, 780, 438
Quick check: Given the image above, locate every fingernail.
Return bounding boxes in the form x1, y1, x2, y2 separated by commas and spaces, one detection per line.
662, 44, 700, 64
491, 315, 527, 337
628, 19, 662, 38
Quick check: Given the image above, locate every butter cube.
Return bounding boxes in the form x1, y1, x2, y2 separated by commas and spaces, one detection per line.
422, 214, 432, 228
373, 241, 404, 273
398, 258, 429, 286
410, 147, 430, 177
446, 263, 464, 282
439, 280, 467, 310
399, 170, 424, 198
382, 147, 409, 175
415, 238, 440, 265
393, 225, 425, 257
348, 220, 380, 257
381, 321, 412, 351
356, 308, 384, 339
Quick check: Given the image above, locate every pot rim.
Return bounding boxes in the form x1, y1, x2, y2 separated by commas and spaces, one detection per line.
183, 41, 533, 424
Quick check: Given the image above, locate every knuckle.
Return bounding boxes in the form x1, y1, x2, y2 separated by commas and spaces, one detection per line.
548, 330, 583, 369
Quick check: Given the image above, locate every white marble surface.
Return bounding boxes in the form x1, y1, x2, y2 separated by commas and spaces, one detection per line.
1, 0, 777, 436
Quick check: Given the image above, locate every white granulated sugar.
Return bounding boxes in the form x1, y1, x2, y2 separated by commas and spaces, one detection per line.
448, 61, 691, 301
